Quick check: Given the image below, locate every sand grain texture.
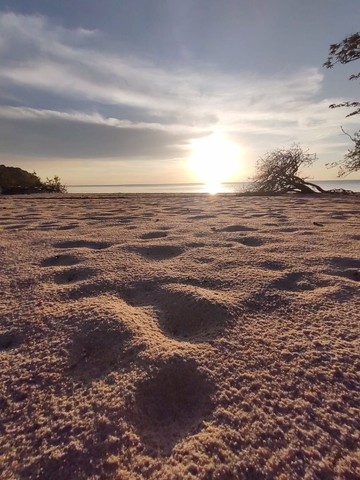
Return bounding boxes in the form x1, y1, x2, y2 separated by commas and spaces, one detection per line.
0, 193, 359, 479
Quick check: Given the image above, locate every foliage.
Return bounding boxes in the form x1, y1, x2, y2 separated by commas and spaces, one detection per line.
324, 32, 360, 175
0, 165, 67, 194
333, 127, 360, 176
336, 128, 360, 177
324, 32, 360, 117
0, 165, 41, 190
42, 175, 67, 193
248, 144, 324, 194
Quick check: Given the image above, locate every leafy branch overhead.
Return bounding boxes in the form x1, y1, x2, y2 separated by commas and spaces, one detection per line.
324, 32, 360, 117
324, 33, 360, 68
324, 32, 360, 176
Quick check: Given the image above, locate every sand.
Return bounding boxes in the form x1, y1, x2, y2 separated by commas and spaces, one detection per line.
0, 193, 359, 480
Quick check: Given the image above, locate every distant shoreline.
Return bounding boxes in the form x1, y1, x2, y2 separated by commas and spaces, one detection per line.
68, 180, 360, 187
66, 180, 360, 194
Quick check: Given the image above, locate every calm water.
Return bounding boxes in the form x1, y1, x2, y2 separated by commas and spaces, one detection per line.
67, 180, 360, 194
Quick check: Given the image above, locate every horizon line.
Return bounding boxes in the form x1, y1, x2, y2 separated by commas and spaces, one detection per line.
67, 179, 359, 187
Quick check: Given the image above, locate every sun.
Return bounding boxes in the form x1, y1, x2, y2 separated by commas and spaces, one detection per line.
187, 133, 242, 193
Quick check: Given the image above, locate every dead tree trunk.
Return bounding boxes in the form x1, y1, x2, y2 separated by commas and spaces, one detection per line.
289, 176, 328, 194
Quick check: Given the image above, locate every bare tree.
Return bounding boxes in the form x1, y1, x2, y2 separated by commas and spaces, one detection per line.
248, 145, 326, 194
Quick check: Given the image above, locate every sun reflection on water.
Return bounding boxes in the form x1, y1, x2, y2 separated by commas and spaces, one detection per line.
205, 181, 221, 194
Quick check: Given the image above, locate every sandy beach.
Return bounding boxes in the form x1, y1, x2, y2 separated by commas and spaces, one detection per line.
0, 193, 359, 479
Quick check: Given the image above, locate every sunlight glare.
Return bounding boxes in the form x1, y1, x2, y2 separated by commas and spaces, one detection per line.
206, 181, 221, 195
188, 133, 241, 193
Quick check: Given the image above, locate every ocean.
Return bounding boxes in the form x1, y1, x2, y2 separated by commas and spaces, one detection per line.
67, 180, 360, 194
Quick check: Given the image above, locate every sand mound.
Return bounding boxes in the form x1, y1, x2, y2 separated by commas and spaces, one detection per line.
152, 283, 231, 341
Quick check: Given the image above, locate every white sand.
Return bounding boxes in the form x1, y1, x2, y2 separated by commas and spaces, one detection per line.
0, 193, 359, 479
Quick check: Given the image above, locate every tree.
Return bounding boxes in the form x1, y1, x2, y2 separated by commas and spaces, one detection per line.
248, 144, 326, 194
0, 165, 67, 194
42, 175, 67, 193
0, 165, 42, 191
324, 32, 360, 175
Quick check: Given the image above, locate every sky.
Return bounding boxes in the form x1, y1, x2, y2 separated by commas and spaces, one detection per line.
0, 0, 359, 186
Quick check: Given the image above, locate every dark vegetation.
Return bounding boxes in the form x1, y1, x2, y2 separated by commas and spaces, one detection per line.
0, 165, 66, 194
246, 145, 354, 195
248, 145, 327, 195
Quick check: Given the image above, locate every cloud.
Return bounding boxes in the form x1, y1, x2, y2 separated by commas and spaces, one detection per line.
0, 11, 328, 120
0, 107, 194, 159
0, 11, 357, 170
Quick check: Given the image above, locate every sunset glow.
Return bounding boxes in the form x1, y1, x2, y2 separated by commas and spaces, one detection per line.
188, 133, 242, 193
0, 5, 358, 185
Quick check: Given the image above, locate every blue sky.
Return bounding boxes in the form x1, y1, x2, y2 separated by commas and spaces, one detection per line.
0, 0, 359, 184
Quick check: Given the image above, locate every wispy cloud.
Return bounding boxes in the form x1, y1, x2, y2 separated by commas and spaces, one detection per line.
0, 11, 357, 174
0, 106, 195, 159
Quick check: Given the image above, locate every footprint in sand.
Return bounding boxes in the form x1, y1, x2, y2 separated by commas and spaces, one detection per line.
244, 290, 290, 313
188, 214, 216, 220
276, 227, 300, 233
220, 224, 256, 233
186, 242, 207, 248
60, 279, 114, 301
259, 260, 287, 271
67, 320, 133, 381
132, 358, 214, 452
271, 271, 328, 292
150, 283, 230, 341
0, 330, 21, 350
56, 224, 79, 231
117, 216, 138, 224
3, 224, 27, 230
329, 256, 360, 269
52, 267, 97, 285
231, 236, 264, 247
40, 254, 82, 267
248, 213, 269, 218
329, 213, 350, 220
328, 269, 360, 282
327, 257, 360, 282
38, 222, 60, 230
140, 231, 168, 240
342, 269, 360, 282
54, 240, 112, 250
133, 245, 183, 261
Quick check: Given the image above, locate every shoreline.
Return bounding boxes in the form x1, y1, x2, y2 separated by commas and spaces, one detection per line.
1, 190, 360, 200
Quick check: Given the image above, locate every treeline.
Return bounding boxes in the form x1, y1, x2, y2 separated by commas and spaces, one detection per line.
0, 165, 66, 194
